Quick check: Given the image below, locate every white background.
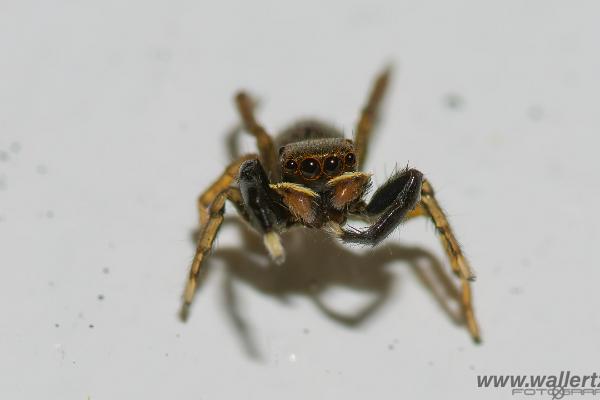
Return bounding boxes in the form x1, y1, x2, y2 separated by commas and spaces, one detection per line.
1, 1, 599, 399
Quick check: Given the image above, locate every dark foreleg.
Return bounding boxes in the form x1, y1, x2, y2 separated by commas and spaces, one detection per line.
238, 159, 289, 263
341, 168, 423, 245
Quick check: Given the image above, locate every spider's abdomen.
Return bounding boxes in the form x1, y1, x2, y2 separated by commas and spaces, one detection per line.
274, 119, 344, 148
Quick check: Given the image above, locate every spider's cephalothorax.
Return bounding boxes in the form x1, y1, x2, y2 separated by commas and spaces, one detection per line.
182, 69, 482, 343
270, 123, 370, 229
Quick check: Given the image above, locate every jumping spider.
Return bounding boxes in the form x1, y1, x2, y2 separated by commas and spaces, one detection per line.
182, 68, 480, 342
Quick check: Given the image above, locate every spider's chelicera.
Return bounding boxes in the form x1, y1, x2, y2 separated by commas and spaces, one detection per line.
182, 68, 481, 342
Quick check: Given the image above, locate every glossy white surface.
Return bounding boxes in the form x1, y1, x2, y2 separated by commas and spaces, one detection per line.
1, 1, 599, 399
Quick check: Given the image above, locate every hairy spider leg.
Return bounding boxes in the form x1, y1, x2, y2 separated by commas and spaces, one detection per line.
343, 170, 481, 341
237, 159, 289, 263
354, 67, 392, 170
407, 180, 481, 342
197, 154, 258, 226
235, 92, 279, 181
341, 168, 423, 246
182, 186, 244, 319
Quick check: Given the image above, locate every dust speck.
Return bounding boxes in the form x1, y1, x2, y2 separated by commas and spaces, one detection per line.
102, 267, 110, 275
9, 142, 21, 153
153, 48, 172, 62
36, 165, 48, 175
54, 323, 60, 328
97, 294, 104, 301
0, 151, 9, 161
303, 328, 310, 335
444, 93, 465, 110
388, 344, 394, 350
46, 210, 54, 219
527, 105, 544, 121
469, 364, 475, 371
88, 324, 95, 329
54, 343, 65, 359
509, 287, 523, 295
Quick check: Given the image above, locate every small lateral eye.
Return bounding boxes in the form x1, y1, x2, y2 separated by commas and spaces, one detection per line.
284, 159, 298, 172
345, 152, 356, 167
323, 156, 342, 176
300, 158, 321, 179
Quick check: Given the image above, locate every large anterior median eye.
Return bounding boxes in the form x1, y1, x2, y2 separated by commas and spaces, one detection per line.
323, 156, 342, 176
300, 158, 321, 179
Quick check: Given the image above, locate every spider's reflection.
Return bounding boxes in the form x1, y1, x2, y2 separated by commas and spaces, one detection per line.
191, 218, 465, 359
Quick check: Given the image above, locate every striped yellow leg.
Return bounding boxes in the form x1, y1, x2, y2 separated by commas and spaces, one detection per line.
354, 67, 392, 170
182, 186, 243, 319
235, 92, 279, 180
408, 179, 481, 342
197, 154, 257, 226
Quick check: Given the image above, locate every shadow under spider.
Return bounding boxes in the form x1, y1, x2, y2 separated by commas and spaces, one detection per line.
189, 217, 466, 359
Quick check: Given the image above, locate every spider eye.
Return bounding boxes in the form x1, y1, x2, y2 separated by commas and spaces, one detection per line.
300, 158, 321, 179
344, 152, 356, 167
284, 159, 298, 173
323, 156, 342, 176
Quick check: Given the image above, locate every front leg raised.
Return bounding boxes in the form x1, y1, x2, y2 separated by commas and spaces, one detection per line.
238, 159, 289, 264
341, 168, 423, 246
